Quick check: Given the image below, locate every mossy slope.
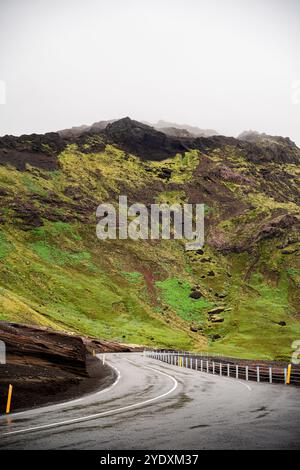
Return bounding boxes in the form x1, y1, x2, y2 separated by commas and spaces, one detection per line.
0, 134, 299, 359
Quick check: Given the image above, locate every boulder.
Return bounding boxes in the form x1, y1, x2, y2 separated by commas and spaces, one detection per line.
189, 290, 202, 299
190, 325, 198, 332
215, 292, 227, 298
208, 307, 225, 315
212, 334, 221, 341
210, 316, 224, 323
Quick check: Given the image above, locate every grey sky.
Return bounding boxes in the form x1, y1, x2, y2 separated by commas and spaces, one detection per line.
0, 0, 299, 144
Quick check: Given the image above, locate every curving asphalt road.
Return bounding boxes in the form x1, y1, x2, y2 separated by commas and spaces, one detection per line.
0, 352, 299, 450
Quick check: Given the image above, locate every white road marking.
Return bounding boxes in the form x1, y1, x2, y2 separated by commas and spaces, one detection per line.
232, 380, 252, 391
2, 360, 178, 437
0, 356, 121, 419
145, 356, 252, 391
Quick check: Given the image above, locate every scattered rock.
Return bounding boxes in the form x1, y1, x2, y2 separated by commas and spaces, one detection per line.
210, 316, 224, 323
191, 285, 200, 291
190, 325, 198, 332
282, 248, 298, 255
208, 307, 225, 315
207, 270, 215, 277
215, 292, 227, 298
277, 321, 286, 327
189, 290, 202, 299
211, 334, 221, 341
200, 257, 212, 263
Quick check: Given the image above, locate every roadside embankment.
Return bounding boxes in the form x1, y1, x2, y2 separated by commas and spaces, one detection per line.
0, 321, 133, 414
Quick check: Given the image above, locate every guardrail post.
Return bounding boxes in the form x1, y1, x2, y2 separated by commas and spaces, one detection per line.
284, 368, 287, 384
206, 361, 209, 373
6, 384, 13, 414
286, 364, 292, 385
257, 366, 260, 382
212, 362, 215, 374
269, 367, 272, 384
195, 359, 198, 371
201, 359, 203, 372
245, 365, 249, 381
219, 363, 222, 376
236, 365, 239, 379
191, 358, 193, 369
227, 364, 230, 377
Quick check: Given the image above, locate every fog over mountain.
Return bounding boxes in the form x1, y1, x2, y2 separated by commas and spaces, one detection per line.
0, 0, 300, 144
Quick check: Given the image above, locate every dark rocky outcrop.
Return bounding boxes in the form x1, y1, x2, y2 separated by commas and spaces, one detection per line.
1, 118, 299, 173
104, 117, 189, 161
0, 132, 66, 170
239, 130, 300, 164
254, 214, 299, 243
0, 322, 132, 413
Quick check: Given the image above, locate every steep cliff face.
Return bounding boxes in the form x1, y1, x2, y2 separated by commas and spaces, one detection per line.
0, 118, 299, 359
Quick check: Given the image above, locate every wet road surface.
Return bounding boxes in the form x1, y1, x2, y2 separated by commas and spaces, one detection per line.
0, 353, 299, 449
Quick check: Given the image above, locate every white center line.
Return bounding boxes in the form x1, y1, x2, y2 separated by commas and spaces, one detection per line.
2, 360, 178, 437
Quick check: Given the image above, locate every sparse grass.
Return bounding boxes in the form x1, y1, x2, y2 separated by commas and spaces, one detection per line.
0, 232, 12, 259
156, 278, 213, 322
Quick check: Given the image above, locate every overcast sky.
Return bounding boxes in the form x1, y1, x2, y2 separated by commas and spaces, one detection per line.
0, 0, 299, 144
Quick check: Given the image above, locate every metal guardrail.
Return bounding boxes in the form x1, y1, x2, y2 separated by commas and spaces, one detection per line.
145, 350, 300, 386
